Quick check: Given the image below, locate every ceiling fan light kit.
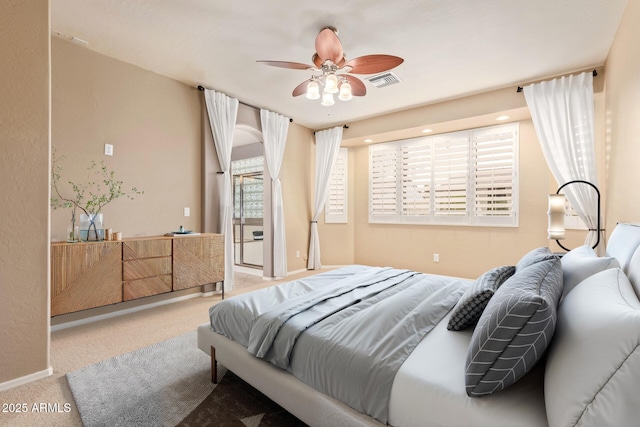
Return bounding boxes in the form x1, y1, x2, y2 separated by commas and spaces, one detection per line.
259, 27, 403, 107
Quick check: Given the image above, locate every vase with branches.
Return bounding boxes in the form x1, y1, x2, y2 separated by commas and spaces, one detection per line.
51, 150, 143, 241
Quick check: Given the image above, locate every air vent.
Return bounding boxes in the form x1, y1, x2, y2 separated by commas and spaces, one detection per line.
367, 71, 402, 88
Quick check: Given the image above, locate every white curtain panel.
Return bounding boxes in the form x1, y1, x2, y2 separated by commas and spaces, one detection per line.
204, 89, 238, 290
307, 126, 343, 270
523, 71, 600, 250
260, 109, 290, 278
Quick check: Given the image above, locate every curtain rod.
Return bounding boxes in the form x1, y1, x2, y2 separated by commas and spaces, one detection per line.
313, 124, 349, 135
516, 69, 597, 93
197, 85, 293, 122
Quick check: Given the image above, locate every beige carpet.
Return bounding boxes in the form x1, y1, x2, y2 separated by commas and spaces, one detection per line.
0, 269, 321, 427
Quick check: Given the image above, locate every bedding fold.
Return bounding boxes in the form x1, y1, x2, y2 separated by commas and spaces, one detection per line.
291, 272, 466, 423
247, 266, 415, 364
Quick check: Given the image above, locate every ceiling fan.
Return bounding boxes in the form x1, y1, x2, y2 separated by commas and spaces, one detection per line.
257, 27, 404, 106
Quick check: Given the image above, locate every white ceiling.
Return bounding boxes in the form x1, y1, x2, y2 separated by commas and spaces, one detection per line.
51, 0, 627, 130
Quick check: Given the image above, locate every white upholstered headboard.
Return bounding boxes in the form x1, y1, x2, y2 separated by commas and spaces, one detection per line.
605, 222, 640, 295
545, 221, 640, 427
605, 222, 640, 271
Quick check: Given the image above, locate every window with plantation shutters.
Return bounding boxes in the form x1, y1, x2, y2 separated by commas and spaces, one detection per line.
472, 126, 517, 225
325, 148, 348, 223
433, 132, 469, 221
401, 139, 431, 218
369, 143, 398, 220
369, 123, 519, 226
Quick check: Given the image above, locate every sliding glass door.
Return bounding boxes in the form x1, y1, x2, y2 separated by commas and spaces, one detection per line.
233, 172, 264, 268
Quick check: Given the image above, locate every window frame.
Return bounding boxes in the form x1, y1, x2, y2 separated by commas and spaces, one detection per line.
368, 123, 519, 227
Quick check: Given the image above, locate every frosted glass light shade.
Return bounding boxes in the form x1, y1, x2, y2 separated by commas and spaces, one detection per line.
321, 91, 335, 106
324, 73, 339, 94
547, 194, 566, 239
338, 81, 352, 101
306, 80, 320, 99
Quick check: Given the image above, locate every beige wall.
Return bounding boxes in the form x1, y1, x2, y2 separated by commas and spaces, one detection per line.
51, 37, 202, 241
0, 1, 51, 385
604, 0, 640, 231
321, 83, 610, 278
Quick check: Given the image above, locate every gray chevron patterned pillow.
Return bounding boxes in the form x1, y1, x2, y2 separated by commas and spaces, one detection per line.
465, 258, 563, 396
447, 265, 516, 331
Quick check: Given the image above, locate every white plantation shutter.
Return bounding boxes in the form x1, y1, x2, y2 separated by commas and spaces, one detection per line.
433, 132, 469, 221
369, 123, 519, 226
325, 148, 348, 223
401, 139, 431, 217
369, 144, 398, 221
472, 125, 518, 225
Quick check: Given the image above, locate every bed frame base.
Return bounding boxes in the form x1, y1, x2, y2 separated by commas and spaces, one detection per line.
211, 346, 217, 383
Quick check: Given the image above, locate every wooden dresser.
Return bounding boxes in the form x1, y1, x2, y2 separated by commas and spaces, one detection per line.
51, 233, 224, 316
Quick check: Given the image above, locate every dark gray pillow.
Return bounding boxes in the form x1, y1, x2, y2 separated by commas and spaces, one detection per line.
516, 246, 558, 271
465, 258, 563, 396
447, 265, 516, 331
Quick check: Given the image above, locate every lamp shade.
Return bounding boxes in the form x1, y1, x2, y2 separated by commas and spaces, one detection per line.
547, 194, 566, 240
321, 91, 335, 106
338, 80, 352, 101
324, 73, 339, 94
306, 80, 320, 99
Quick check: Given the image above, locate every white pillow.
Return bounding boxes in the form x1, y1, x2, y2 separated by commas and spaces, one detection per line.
560, 245, 619, 299
544, 268, 640, 427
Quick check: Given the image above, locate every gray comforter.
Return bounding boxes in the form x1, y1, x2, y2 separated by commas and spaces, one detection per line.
209, 266, 467, 424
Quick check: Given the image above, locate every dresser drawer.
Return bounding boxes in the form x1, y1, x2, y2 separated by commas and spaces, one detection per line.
123, 238, 171, 260
123, 275, 172, 301
123, 257, 172, 281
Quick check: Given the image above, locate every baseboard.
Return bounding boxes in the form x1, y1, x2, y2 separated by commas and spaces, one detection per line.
51, 292, 208, 332
233, 265, 263, 276
286, 265, 343, 277
0, 366, 53, 392
318, 265, 346, 270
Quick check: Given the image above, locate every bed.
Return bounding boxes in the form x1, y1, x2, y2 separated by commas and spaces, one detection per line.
197, 222, 640, 427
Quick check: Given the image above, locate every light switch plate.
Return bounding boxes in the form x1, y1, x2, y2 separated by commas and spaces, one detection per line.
183, 207, 190, 217
104, 144, 113, 156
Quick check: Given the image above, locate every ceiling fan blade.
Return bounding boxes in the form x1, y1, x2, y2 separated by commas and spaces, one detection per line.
292, 79, 311, 97
344, 55, 404, 74
344, 75, 366, 96
257, 60, 314, 70
315, 27, 344, 64
312, 53, 323, 68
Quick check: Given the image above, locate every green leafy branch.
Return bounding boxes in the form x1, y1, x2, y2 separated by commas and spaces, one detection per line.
51, 150, 143, 215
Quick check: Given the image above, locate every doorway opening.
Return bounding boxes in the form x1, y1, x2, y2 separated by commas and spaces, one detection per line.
232, 157, 264, 270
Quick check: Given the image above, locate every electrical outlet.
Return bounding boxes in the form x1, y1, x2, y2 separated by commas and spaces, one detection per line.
433, 253, 440, 263
183, 207, 190, 217
296, 250, 301, 258
104, 144, 113, 156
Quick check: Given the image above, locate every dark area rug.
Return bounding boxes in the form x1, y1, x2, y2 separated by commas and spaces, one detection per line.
177, 371, 307, 427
